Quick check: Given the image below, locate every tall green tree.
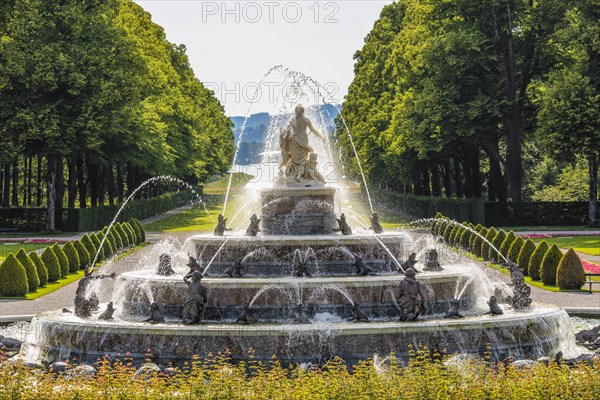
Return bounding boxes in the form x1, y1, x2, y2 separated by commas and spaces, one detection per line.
535, 1, 600, 224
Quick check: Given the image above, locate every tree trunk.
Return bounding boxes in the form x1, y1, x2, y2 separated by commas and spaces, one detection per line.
98, 165, 106, 205
22, 157, 27, 205
453, 157, 463, 198
0, 164, 3, 207
422, 163, 431, 196
36, 154, 43, 206
67, 158, 77, 209
116, 161, 124, 204
412, 165, 423, 195
106, 160, 115, 206
588, 155, 599, 226
11, 159, 18, 206
88, 161, 99, 207
46, 155, 57, 231
54, 157, 65, 228
430, 161, 442, 197
77, 156, 87, 208
502, 2, 525, 202
441, 159, 452, 197
3, 162, 11, 207
471, 145, 482, 198
27, 156, 33, 205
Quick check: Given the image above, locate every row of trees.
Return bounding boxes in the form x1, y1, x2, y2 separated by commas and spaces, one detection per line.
336, 0, 599, 223
0, 0, 234, 230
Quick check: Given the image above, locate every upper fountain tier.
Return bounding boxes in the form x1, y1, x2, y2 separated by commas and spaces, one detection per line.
260, 185, 337, 235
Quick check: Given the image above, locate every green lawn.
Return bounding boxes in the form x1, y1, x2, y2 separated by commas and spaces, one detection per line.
0, 242, 60, 262
532, 236, 600, 256
500, 225, 596, 231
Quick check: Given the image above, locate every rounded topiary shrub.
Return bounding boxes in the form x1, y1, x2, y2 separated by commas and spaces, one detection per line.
541, 244, 563, 286
471, 227, 487, 257
90, 233, 105, 261
556, 248, 586, 290
101, 227, 115, 250
109, 225, 123, 250
0, 254, 28, 296
528, 241, 549, 281
448, 225, 460, 246
452, 227, 465, 247
467, 224, 481, 250
481, 227, 497, 261
29, 251, 48, 287
73, 240, 90, 270
499, 231, 516, 259
123, 223, 137, 246
97, 231, 114, 258
517, 238, 536, 276
459, 228, 471, 249
107, 227, 118, 250
442, 223, 454, 244
15, 249, 40, 292
41, 247, 61, 282
62, 242, 80, 274
489, 230, 507, 263
115, 223, 130, 248
431, 212, 444, 235
52, 243, 69, 278
81, 234, 97, 264
507, 237, 525, 264
130, 218, 145, 242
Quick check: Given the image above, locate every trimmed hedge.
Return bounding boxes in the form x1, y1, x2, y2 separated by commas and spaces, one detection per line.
442, 223, 454, 243
373, 190, 485, 224
481, 227, 497, 261
29, 251, 48, 287
41, 247, 61, 282
489, 230, 507, 263
459, 228, 471, 249
528, 241, 549, 281
102, 226, 118, 251
507, 237, 525, 264
90, 233, 105, 261
52, 243, 69, 278
15, 249, 39, 292
469, 224, 483, 250
472, 227, 488, 257
123, 222, 137, 246
62, 242, 81, 273
81, 234, 98, 264
516, 239, 536, 276
499, 231, 516, 259
130, 218, 145, 243
431, 212, 444, 235
109, 225, 124, 250
115, 223, 131, 248
0, 254, 28, 296
97, 231, 114, 258
484, 201, 590, 227
73, 240, 90, 269
541, 244, 563, 286
556, 249, 586, 290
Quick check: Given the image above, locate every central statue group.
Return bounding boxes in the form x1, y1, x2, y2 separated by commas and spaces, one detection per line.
279, 104, 327, 184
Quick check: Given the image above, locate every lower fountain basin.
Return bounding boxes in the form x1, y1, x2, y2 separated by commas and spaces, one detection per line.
115, 267, 477, 319
20, 305, 573, 365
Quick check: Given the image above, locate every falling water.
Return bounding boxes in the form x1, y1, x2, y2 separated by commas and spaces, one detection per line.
373, 236, 404, 272
202, 238, 230, 275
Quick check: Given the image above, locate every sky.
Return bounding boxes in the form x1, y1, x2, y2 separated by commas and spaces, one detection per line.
135, 1, 393, 116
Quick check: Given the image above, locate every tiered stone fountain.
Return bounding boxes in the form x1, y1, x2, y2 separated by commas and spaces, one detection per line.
19, 105, 577, 366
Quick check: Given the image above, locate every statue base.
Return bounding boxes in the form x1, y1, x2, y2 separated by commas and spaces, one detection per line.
261, 186, 336, 235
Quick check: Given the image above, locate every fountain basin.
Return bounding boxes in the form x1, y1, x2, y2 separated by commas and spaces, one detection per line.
21, 305, 572, 365
190, 232, 413, 267
115, 267, 477, 319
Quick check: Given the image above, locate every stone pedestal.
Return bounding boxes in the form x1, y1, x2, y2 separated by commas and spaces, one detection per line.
260, 186, 336, 235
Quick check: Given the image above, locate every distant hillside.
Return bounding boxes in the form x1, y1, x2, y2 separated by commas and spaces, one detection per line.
230, 104, 340, 165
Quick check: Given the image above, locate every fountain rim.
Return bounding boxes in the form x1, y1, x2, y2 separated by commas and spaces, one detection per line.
188, 232, 412, 245
29, 304, 567, 337
118, 268, 477, 287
